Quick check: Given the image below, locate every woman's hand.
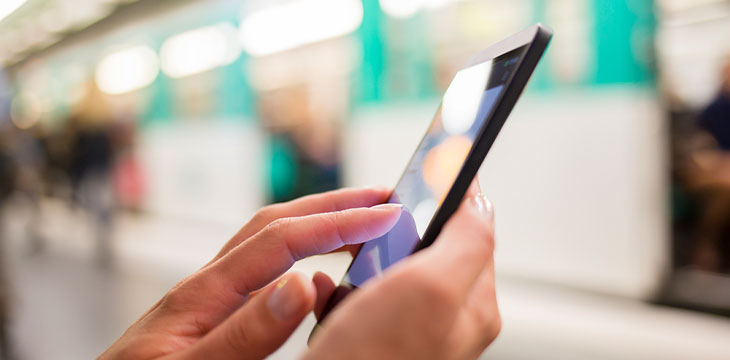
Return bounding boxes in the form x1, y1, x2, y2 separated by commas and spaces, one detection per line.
100, 181, 501, 360
99, 187, 402, 360
305, 181, 500, 360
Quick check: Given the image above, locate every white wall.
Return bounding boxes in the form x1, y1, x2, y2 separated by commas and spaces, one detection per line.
343, 87, 670, 299
135, 87, 669, 299
139, 120, 265, 225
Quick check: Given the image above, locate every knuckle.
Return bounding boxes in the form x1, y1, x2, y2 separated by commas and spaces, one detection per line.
473, 237, 494, 263
479, 312, 502, 349
450, 206, 493, 242
224, 319, 251, 354
467, 212, 492, 239
251, 204, 282, 225
327, 210, 347, 240
314, 211, 347, 247
264, 216, 293, 235
321, 211, 339, 228
158, 288, 185, 312
262, 216, 298, 259
462, 215, 494, 256
158, 273, 217, 313
113, 343, 155, 359
490, 312, 502, 339
159, 277, 196, 311
473, 301, 501, 345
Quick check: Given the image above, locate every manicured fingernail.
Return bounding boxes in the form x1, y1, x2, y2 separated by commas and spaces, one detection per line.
371, 203, 403, 211
472, 194, 494, 221
360, 185, 390, 192
373, 185, 391, 192
267, 277, 302, 321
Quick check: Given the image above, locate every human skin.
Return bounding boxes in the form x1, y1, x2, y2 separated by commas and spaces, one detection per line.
100, 181, 499, 359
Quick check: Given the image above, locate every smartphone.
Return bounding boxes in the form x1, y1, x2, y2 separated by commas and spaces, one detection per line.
310, 24, 552, 340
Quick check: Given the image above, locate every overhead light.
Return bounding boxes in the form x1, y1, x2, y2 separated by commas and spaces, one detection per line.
441, 62, 491, 135
379, 0, 420, 18
421, 0, 459, 9
161, 23, 240, 78
0, 0, 27, 23
379, 0, 461, 18
239, 0, 363, 57
95, 45, 159, 95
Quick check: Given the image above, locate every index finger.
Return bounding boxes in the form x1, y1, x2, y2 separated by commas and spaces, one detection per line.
207, 203, 403, 297
211, 187, 392, 262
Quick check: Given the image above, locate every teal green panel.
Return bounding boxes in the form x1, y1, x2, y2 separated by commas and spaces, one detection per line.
267, 136, 297, 202
526, 0, 553, 92
384, 13, 437, 100
355, 0, 388, 103
592, 0, 655, 84
406, 13, 436, 99
219, 55, 253, 119
142, 74, 172, 126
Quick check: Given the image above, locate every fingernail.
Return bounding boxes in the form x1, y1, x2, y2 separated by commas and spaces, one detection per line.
471, 194, 494, 221
370, 203, 403, 211
360, 185, 390, 192
267, 277, 302, 321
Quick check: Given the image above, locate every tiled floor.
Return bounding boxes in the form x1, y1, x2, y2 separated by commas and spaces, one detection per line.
2, 198, 730, 360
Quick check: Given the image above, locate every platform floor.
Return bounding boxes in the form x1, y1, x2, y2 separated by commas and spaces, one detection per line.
2, 198, 730, 360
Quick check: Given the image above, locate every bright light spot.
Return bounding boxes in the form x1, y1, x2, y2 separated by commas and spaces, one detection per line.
422, 136, 473, 199
379, 0, 461, 18
421, 0, 457, 9
239, 0, 363, 57
0, 0, 27, 23
412, 198, 438, 237
441, 62, 490, 135
161, 23, 241, 78
10, 91, 42, 129
379, 0, 420, 18
95, 45, 159, 95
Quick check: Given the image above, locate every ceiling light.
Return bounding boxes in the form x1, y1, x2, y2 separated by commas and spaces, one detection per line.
0, 0, 27, 23
379, 0, 461, 18
161, 23, 240, 78
239, 0, 363, 57
379, 0, 420, 18
95, 45, 159, 95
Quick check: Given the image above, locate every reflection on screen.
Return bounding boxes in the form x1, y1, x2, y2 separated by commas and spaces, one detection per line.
345, 51, 522, 287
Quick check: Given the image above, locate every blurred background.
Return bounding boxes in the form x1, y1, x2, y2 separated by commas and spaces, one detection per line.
0, 0, 729, 359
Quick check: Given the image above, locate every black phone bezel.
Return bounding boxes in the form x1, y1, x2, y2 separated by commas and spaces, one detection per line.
416, 24, 552, 251
310, 24, 553, 342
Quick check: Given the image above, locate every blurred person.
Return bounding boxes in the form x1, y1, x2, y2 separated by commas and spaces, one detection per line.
67, 82, 116, 267
679, 58, 730, 272
39, 116, 76, 200
8, 127, 47, 256
100, 181, 500, 359
110, 116, 145, 211
259, 87, 341, 203
0, 129, 15, 360
0, 124, 50, 358
0, 71, 16, 360
699, 59, 730, 151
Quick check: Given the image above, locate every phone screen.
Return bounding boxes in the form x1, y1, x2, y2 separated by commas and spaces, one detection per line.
310, 48, 530, 322
342, 47, 526, 288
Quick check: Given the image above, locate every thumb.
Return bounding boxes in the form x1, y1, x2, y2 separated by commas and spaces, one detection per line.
181, 272, 316, 360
